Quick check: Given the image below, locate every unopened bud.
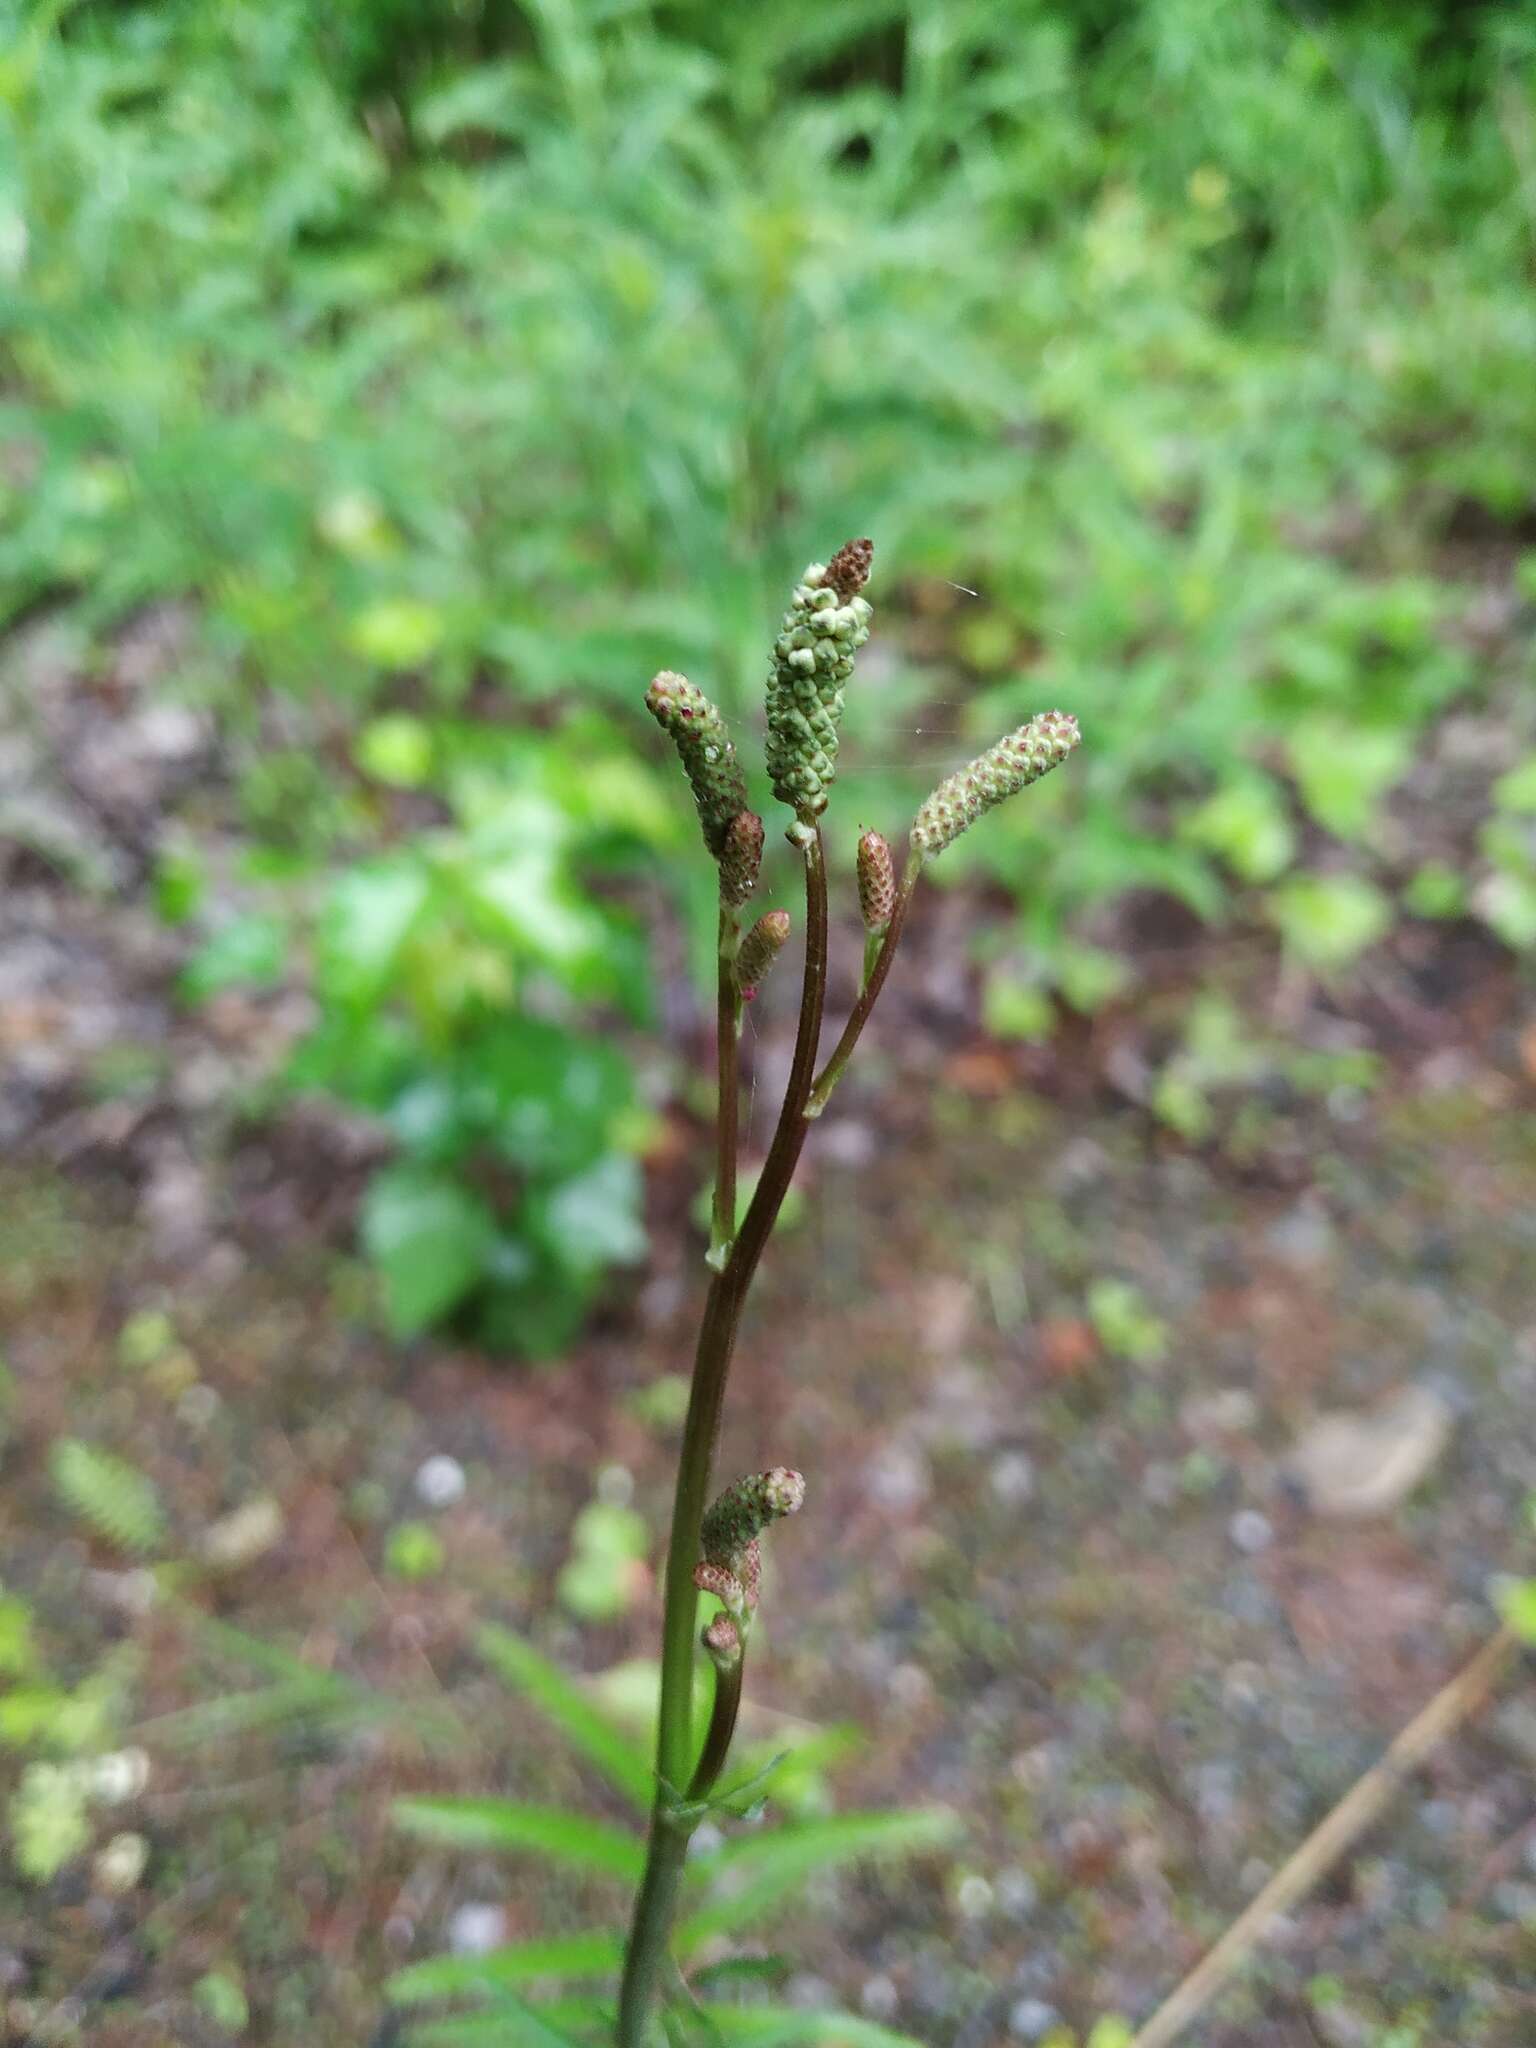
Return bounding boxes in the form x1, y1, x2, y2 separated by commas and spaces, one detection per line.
910, 711, 1080, 857
702, 1613, 742, 1670
719, 810, 765, 907
736, 909, 791, 999
857, 830, 896, 933
645, 671, 751, 859
765, 540, 875, 827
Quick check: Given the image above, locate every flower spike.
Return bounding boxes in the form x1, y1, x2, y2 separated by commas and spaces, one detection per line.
856, 830, 896, 934
736, 909, 791, 1000
765, 540, 874, 836
911, 710, 1081, 857
645, 670, 751, 860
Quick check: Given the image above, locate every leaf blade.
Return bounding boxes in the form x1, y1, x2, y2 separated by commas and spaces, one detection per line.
392, 1797, 643, 1882
477, 1623, 653, 1812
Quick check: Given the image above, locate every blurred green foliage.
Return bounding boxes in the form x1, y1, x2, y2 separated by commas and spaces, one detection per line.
4, 0, 1535, 1346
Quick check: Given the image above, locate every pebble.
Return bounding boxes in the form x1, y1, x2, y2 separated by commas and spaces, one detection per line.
201, 1497, 285, 1572
995, 1867, 1039, 1919
989, 1452, 1036, 1505
595, 1462, 634, 1507
414, 1455, 467, 1508
860, 1975, 899, 2020
1229, 1509, 1274, 1554
1008, 1996, 1061, 2040
93, 1833, 148, 1895
448, 1904, 507, 1956
954, 1873, 993, 1918
865, 1443, 931, 1513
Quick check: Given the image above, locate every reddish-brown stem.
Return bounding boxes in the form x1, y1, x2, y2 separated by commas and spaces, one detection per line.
618, 827, 828, 2045
709, 902, 741, 1266
806, 850, 922, 1115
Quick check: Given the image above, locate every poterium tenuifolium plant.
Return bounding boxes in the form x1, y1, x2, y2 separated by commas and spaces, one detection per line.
614, 540, 1081, 2041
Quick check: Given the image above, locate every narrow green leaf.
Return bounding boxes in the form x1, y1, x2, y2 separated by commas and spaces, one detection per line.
393, 1797, 643, 1881
477, 1624, 653, 1811
696, 2006, 926, 2048
389, 1933, 623, 2006
678, 1811, 957, 1948
406, 1999, 611, 2047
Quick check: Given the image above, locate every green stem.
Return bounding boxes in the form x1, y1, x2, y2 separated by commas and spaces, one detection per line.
708, 902, 742, 1270
617, 829, 828, 2047
806, 851, 922, 1117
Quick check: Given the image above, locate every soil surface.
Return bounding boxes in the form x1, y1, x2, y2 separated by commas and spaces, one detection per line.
2, 615, 1536, 2048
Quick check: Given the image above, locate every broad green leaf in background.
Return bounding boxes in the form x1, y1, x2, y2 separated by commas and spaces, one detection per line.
1267, 874, 1392, 971
361, 1168, 496, 1337
178, 913, 288, 1002
1288, 721, 1411, 841
392, 1798, 644, 1882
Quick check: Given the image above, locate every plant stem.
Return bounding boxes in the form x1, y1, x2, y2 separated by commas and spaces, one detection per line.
708, 902, 741, 1270
688, 1654, 745, 1803
617, 829, 828, 2047
806, 851, 922, 1116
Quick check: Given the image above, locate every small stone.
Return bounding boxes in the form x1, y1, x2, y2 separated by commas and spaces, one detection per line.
990, 1453, 1036, 1506
1285, 1385, 1454, 1517
866, 1443, 931, 1513
595, 1463, 634, 1508
890, 1662, 934, 1710
954, 1873, 993, 1918
1229, 1509, 1274, 1555
448, 1903, 508, 1956
89, 1750, 150, 1804
201, 1497, 285, 1572
1008, 1996, 1061, 2040
995, 1868, 1039, 1919
787, 1974, 834, 2011
414, 1455, 467, 1508
93, 1833, 148, 1895
861, 1975, 899, 2020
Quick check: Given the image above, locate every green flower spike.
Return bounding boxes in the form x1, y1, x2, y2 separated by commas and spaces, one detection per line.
911, 710, 1081, 858
694, 1467, 805, 1636
765, 538, 874, 839
645, 670, 751, 859
735, 909, 791, 1000
719, 810, 765, 907
856, 830, 896, 934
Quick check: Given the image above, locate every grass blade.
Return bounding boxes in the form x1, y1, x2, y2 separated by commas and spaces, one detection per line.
478, 1623, 653, 1812
678, 1810, 957, 1948
393, 1797, 643, 1882
388, 1933, 624, 2006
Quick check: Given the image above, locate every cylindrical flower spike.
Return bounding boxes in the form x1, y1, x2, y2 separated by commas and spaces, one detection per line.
910, 710, 1081, 858
645, 670, 751, 859
735, 909, 791, 1000
856, 830, 896, 934
719, 810, 765, 908
765, 539, 874, 834
700, 1468, 806, 1573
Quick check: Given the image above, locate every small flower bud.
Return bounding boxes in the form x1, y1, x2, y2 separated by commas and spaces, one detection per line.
702, 1613, 742, 1670
645, 670, 751, 859
910, 710, 1081, 858
825, 535, 874, 601
765, 540, 875, 827
735, 909, 791, 999
719, 810, 765, 907
856, 830, 896, 933
700, 1468, 806, 1576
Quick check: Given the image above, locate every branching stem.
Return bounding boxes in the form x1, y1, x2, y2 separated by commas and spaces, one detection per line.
617, 828, 829, 2045
807, 851, 923, 1116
